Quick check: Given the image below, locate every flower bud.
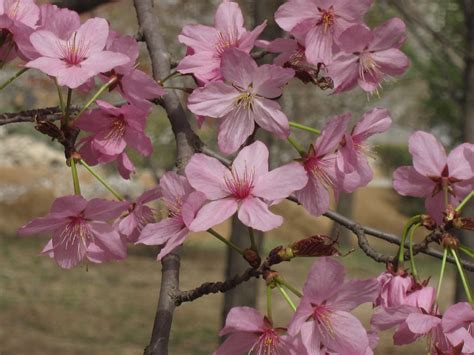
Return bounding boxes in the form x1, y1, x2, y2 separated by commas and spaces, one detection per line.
243, 248, 261, 269
441, 233, 460, 249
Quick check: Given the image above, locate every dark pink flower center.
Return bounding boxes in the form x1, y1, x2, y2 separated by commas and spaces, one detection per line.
224, 167, 255, 200
60, 32, 89, 66
164, 197, 183, 218
252, 328, 282, 355
304, 154, 335, 190
429, 165, 461, 198
318, 7, 336, 33
59, 217, 93, 249
215, 29, 239, 56
359, 52, 382, 82
104, 115, 127, 141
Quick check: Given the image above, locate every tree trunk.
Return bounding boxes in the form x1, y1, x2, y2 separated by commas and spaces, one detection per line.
455, 0, 474, 301
331, 192, 355, 246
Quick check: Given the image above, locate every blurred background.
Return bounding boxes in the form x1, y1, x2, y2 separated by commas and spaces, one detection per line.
1, 0, 473, 354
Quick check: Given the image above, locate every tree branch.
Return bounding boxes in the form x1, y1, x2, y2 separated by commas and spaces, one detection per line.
0, 107, 67, 126
175, 268, 262, 306
53, 0, 115, 13
133, 1, 203, 354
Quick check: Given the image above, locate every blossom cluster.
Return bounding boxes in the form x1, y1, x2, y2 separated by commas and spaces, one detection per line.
3, 0, 474, 354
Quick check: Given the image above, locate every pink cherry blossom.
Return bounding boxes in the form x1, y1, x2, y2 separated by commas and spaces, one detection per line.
101, 31, 164, 110
215, 307, 296, 355
442, 302, 474, 353
393, 131, 474, 223
328, 18, 409, 94
0, 0, 39, 63
336, 108, 392, 192
177, 0, 266, 84
295, 113, 350, 216
18, 195, 129, 269
78, 135, 136, 180
15, 4, 80, 61
136, 172, 206, 260
257, 35, 322, 85
275, 0, 373, 65
185, 141, 308, 232
288, 257, 379, 354
116, 188, 161, 243
25, 17, 130, 88
188, 49, 294, 154
75, 100, 153, 158
375, 270, 416, 308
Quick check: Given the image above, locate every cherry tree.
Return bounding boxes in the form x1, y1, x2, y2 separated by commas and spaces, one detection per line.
1, 0, 474, 354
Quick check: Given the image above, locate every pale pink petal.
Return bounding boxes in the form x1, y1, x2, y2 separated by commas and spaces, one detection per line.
446, 327, 474, 353
94, 130, 127, 155
295, 175, 331, 217
26, 56, 68, 77
333, 0, 373, 21
159, 171, 193, 203
51, 228, 87, 269
217, 107, 255, 154
219, 307, 265, 335
252, 98, 290, 139
75, 17, 109, 57
214, 0, 244, 34
237, 197, 283, 231
336, 154, 374, 193
406, 313, 441, 335
55, 65, 93, 89
352, 108, 392, 142
124, 128, 153, 156
117, 152, 135, 179
89, 221, 127, 259
305, 25, 334, 65
178, 24, 217, 52
214, 333, 259, 355
303, 257, 345, 304
176, 52, 221, 82
221, 48, 257, 88
120, 69, 164, 109
393, 321, 419, 345
409, 131, 447, 177
117, 213, 138, 238
425, 192, 447, 224
330, 279, 380, 311
393, 166, 434, 197
50, 195, 88, 214
155, 227, 189, 260
185, 154, 229, 199
447, 143, 474, 180
137, 217, 184, 245
83, 199, 129, 221
188, 82, 239, 118
315, 113, 351, 157
320, 311, 369, 355
300, 321, 322, 355
181, 191, 207, 228
18, 215, 69, 236
371, 305, 417, 331
252, 64, 295, 98
274, 0, 318, 33
336, 133, 358, 173
253, 162, 308, 200
442, 302, 474, 333
29, 30, 65, 58
80, 51, 130, 75
328, 54, 359, 93
189, 198, 238, 231
238, 21, 267, 52
232, 140, 269, 178
337, 24, 372, 53
137, 187, 161, 204
371, 48, 409, 76
370, 18, 406, 51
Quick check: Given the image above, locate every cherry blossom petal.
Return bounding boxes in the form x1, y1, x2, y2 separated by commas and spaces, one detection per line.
178, 24, 217, 52
138, 217, 184, 246
253, 64, 295, 98
29, 30, 65, 57
159, 171, 193, 203
237, 197, 283, 231
305, 25, 333, 65
18, 215, 70, 236
217, 107, 255, 154
252, 98, 290, 139
219, 307, 265, 335
89, 221, 127, 259
75, 18, 109, 57
214, 333, 259, 355
303, 257, 345, 304
51, 228, 87, 269
352, 108, 392, 142
189, 198, 239, 231
447, 143, 474, 180
185, 154, 229, 199
274, 0, 318, 32
337, 24, 372, 53
181, 191, 207, 228
83, 199, 129, 221
330, 279, 380, 311
393, 166, 434, 197
156, 227, 189, 260
232, 141, 269, 178
370, 17, 406, 51
253, 162, 308, 200
295, 174, 331, 217
188, 82, 239, 118
315, 113, 351, 157
238, 21, 267, 52
409, 131, 447, 176
214, 0, 244, 34
221, 48, 257, 88
300, 321, 322, 355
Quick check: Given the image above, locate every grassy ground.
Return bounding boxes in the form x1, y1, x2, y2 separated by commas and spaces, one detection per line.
0, 175, 458, 354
